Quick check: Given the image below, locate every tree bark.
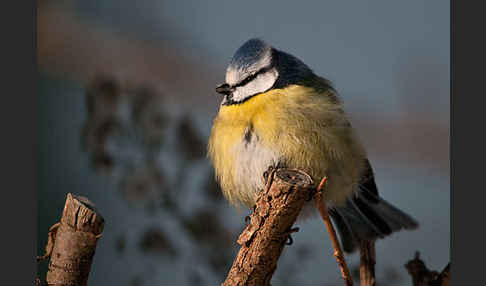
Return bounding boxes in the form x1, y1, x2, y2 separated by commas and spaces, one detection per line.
45, 193, 105, 286
405, 251, 450, 286
222, 169, 313, 286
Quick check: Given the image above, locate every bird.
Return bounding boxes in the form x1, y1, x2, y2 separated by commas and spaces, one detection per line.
207, 38, 418, 253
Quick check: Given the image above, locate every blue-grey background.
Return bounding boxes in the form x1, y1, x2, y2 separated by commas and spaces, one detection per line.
37, 1, 449, 285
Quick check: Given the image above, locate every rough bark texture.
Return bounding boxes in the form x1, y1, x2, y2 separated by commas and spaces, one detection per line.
45, 193, 105, 286
359, 241, 376, 286
222, 169, 313, 286
405, 252, 450, 286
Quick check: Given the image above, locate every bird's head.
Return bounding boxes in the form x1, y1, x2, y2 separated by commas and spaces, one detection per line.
216, 38, 314, 105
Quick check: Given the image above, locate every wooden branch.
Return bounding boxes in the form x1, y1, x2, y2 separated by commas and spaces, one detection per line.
314, 177, 354, 286
434, 263, 450, 286
41, 193, 105, 286
359, 241, 376, 286
37, 222, 60, 262
222, 169, 313, 286
405, 251, 450, 286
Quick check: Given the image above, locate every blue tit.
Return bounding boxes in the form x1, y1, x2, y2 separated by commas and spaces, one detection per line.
208, 38, 418, 253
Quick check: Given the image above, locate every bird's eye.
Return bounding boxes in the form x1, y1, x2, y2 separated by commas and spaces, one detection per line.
235, 66, 273, 88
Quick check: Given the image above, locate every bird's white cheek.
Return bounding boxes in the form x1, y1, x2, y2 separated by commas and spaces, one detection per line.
232, 68, 278, 102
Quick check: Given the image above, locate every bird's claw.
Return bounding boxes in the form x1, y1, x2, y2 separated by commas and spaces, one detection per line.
305, 188, 316, 202
245, 215, 251, 225
286, 235, 294, 245
283, 227, 300, 246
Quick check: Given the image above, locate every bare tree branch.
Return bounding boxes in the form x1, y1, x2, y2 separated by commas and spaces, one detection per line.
222, 169, 313, 286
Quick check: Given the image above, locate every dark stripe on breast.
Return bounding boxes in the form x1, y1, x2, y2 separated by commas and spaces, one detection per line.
243, 124, 254, 145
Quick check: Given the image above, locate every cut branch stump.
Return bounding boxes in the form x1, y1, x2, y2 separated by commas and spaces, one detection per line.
40, 193, 105, 286
222, 168, 313, 286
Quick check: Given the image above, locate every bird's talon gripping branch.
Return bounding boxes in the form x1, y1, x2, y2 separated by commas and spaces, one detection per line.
305, 188, 316, 202
263, 165, 276, 181
286, 235, 294, 245
245, 215, 251, 226
283, 227, 300, 246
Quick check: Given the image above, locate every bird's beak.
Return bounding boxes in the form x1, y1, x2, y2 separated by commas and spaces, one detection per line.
215, 83, 233, 96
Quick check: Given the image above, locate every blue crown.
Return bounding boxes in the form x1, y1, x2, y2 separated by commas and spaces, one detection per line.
229, 38, 270, 70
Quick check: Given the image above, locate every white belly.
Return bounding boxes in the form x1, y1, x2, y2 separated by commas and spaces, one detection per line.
233, 131, 281, 201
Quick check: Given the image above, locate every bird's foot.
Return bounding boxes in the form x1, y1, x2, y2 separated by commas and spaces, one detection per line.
283, 227, 300, 246
263, 166, 275, 181
245, 215, 251, 226
305, 188, 317, 202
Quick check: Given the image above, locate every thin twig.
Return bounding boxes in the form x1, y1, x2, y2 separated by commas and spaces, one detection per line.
360, 240, 376, 286
314, 177, 354, 286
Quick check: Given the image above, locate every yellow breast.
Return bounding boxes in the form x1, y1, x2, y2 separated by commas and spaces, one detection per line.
208, 85, 366, 207
207, 87, 281, 206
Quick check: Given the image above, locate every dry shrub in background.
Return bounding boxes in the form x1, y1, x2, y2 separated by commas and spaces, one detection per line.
81, 76, 240, 284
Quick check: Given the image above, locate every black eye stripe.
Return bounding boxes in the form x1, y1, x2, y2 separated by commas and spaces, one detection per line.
234, 66, 273, 88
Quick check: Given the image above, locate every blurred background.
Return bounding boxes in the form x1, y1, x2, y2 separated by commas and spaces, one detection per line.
37, 1, 449, 285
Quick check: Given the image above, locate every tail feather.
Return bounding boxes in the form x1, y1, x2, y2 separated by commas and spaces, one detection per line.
360, 186, 418, 230
330, 159, 419, 253
330, 188, 419, 253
